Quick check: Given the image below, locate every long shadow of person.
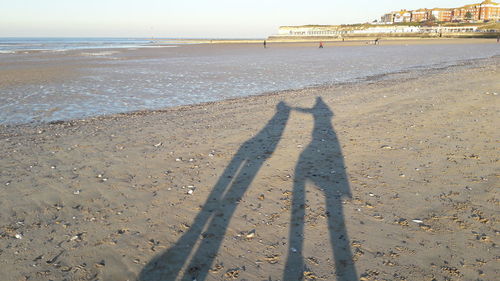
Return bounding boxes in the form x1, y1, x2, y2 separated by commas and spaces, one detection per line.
284, 97, 358, 281
139, 102, 291, 281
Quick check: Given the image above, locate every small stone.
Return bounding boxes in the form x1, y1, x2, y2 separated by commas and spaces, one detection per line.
246, 229, 256, 239
73, 190, 81, 195
187, 189, 194, 195
412, 219, 423, 224
15, 234, 23, 239
154, 142, 162, 147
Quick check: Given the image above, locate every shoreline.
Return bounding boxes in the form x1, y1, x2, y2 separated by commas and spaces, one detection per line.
0, 56, 498, 280
1, 54, 497, 130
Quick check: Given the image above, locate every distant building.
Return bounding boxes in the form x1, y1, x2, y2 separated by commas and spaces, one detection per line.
393, 10, 412, 23
430, 8, 454, 22
452, 0, 500, 21
278, 25, 343, 36
411, 9, 429, 22
381, 0, 499, 23
272, 24, 493, 38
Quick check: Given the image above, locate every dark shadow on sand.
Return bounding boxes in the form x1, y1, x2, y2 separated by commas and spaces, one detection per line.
139, 98, 358, 281
283, 97, 358, 281
138, 102, 291, 281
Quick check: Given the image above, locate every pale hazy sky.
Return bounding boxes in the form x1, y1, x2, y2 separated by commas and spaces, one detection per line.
1, 0, 480, 38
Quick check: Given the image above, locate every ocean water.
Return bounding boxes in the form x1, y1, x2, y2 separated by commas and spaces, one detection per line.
0, 37, 155, 53
0, 41, 499, 124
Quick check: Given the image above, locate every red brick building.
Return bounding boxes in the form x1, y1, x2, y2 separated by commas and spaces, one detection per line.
382, 0, 499, 23
452, 0, 500, 21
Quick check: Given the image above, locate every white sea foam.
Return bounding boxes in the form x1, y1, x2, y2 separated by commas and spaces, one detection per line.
80, 51, 120, 56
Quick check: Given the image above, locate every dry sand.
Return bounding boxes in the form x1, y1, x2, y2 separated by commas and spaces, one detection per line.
0, 57, 499, 281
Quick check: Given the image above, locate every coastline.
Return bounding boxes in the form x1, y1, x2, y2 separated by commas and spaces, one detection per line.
1, 40, 499, 126
0, 57, 498, 280
156, 37, 499, 45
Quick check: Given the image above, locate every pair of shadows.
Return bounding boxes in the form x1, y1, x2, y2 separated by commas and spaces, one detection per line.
139, 97, 358, 281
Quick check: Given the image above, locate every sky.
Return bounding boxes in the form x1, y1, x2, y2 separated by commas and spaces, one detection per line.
0, 0, 482, 38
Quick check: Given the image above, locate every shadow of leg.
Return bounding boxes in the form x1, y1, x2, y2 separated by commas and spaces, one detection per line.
284, 174, 306, 280
139, 101, 291, 281
324, 191, 358, 281
180, 159, 265, 281
140, 156, 245, 281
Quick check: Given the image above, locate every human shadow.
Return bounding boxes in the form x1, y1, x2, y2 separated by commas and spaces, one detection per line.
139, 102, 291, 281
283, 97, 358, 280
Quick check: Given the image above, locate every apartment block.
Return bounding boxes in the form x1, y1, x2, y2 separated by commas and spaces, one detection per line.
381, 0, 499, 23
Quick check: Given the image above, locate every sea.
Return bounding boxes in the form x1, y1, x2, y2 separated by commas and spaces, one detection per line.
0, 37, 155, 53
0, 37, 499, 125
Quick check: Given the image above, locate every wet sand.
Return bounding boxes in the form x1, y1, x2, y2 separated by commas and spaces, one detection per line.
0, 57, 499, 281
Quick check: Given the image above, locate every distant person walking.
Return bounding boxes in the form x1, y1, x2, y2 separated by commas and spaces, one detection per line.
374, 38, 380, 45
319, 41, 324, 48
263, 40, 267, 48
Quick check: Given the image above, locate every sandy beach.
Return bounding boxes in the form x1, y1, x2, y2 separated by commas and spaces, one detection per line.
0, 53, 499, 281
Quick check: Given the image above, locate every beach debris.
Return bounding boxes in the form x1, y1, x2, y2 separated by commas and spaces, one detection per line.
258, 194, 265, 201
264, 254, 280, 264
187, 189, 194, 195
303, 270, 319, 280
412, 219, 424, 224
95, 260, 106, 267
307, 257, 320, 265
380, 145, 393, 149
154, 142, 162, 147
46, 250, 65, 264
69, 233, 85, 242
291, 247, 298, 253
209, 263, 224, 274
224, 268, 240, 279
246, 229, 256, 239
368, 192, 375, 197
397, 218, 409, 226
73, 190, 81, 195
175, 158, 182, 162
14, 233, 23, 239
